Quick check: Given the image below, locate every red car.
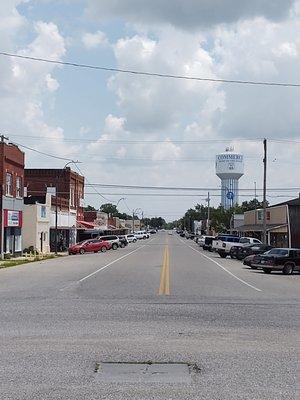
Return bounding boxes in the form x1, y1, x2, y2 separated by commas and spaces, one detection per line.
68, 239, 111, 255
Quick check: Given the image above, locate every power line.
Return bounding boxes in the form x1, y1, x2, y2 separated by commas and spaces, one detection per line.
83, 192, 298, 198
7, 133, 300, 145
12, 141, 75, 162
8, 133, 264, 144
1, 51, 300, 88
84, 183, 300, 192
72, 163, 113, 203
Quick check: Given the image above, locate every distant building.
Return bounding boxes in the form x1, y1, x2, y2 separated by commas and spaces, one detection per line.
25, 168, 84, 251
0, 141, 25, 257
124, 219, 141, 232
216, 148, 244, 209
236, 197, 300, 247
23, 194, 51, 254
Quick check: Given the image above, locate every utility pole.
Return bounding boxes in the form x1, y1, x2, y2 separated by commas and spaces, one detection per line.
206, 192, 210, 235
54, 160, 81, 255
0, 135, 9, 142
254, 181, 257, 226
263, 139, 267, 244
132, 211, 135, 233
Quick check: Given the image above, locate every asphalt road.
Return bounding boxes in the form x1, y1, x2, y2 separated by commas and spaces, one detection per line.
0, 232, 299, 400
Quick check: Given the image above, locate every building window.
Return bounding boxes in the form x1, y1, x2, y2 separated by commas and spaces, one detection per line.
266, 211, 270, 221
70, 185, 75, 207
16, 176, 22, 198
41, 206, 46, 218
257, 210, 263, 221
6, 173, 12, 196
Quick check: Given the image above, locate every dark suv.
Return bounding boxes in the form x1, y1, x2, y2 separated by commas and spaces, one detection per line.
252, 248, 300, 274
231, 243, 273, 260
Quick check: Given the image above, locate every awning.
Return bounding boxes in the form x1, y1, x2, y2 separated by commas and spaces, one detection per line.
236, 223, 288, 232
77, 220, 97, 229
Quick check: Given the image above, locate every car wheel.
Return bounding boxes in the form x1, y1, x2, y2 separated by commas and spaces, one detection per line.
230, 254, 236, 259
219, 253, 227, 258
133, 239, 137, 243
94, 251, 98, 253
263, 268, 272, 274
79, 248, 85, 255
120, 243, 125, 248
112, 243, 118, 250
101, 246, 107, 253
250, 266, 258, 269
282, 263, 294, 275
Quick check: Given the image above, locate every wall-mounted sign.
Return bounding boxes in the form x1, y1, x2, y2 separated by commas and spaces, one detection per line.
47, 187, 56, 196
4, 210, 22, 227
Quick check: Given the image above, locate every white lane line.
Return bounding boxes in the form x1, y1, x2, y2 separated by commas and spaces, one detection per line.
177, 237, 262, 292
78, 239, 155, 283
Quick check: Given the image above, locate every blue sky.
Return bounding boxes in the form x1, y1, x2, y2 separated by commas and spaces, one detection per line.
1, 1, 300, 220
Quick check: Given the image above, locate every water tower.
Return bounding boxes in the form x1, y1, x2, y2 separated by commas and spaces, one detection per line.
216, 147, 244, 209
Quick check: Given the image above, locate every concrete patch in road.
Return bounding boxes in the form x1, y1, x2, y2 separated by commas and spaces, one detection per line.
95, 361, 199, 383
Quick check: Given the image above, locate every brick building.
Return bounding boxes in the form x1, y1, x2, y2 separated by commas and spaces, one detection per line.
24, 168, 84, 251
0, 141, 25, 257
236, 197, 300, 248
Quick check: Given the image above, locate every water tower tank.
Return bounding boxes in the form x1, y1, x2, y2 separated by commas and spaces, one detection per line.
215, 147, 244, 209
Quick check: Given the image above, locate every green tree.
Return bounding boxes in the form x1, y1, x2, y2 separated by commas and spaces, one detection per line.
100, 203, 119, 216
84, 205, 97, 211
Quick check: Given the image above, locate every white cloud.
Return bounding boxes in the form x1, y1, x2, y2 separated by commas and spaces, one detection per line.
0, 14, 77, 163
108, 29, 223, 133
86, 0, 296, 29
45, 73, 59, 92
82, 30, 108, 49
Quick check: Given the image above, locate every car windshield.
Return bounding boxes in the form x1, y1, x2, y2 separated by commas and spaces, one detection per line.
267, 249, 289, 256
239, 238, 250, 243
77, 240, 89, 245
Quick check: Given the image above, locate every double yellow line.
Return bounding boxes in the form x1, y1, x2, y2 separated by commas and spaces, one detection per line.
158, 245, 170, 295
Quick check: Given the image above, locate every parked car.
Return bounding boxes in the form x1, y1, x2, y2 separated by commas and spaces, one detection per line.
213, 235, 262, 258
68, 239, 111, 255
149, 229, 157, 234
126, 234, 137, 243
230, 243, 273, 260
98, 235, 120, 250
198, 236, 206, 247
243, 252, 271, 268
203, 236, 216, 251
251, 248, 300, 274
134, 231, 149, 240
243, 254, 258, 267
118, 236, 129, 248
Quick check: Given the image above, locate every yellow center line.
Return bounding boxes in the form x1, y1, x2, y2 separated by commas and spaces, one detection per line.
158, 242, 170, 296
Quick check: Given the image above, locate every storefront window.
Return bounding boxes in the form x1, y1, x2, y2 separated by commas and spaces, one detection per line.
16, 177, 22, 198
14, 233, 22, 252
41, 206, 46, 218
6, 173, 12, 196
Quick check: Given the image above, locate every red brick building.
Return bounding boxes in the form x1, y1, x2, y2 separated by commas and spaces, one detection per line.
0, 141, 25, 257
24, 168, 84, 251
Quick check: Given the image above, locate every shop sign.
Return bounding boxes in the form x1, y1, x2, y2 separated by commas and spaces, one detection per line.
4, 210, 22, 227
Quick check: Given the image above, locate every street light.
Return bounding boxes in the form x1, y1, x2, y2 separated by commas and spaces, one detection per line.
132, 207, 143, 233
54, 160, 81, 254
116, 197, 126, 208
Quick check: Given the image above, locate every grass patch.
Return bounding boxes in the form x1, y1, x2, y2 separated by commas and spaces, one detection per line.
0, 255, 57, 269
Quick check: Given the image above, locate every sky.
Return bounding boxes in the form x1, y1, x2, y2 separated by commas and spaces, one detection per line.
1, 0, 300, 221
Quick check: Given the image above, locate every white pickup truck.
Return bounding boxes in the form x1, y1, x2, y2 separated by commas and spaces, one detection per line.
213, 235, 262, 258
